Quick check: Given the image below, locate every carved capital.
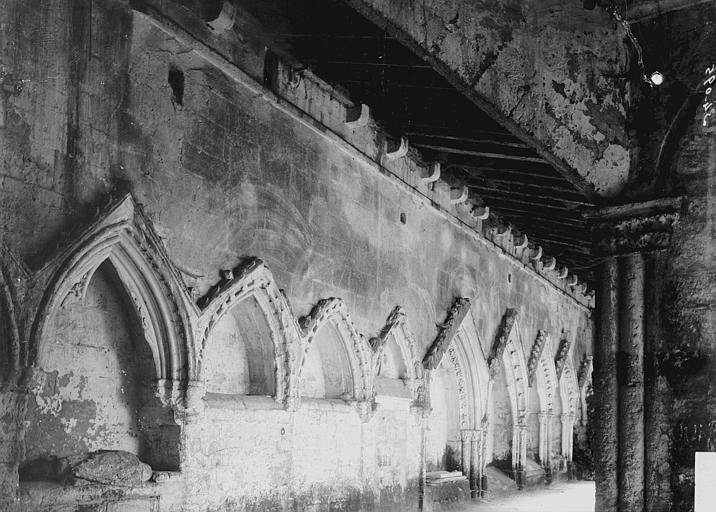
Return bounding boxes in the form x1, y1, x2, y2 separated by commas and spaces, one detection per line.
585, 197, 682, 255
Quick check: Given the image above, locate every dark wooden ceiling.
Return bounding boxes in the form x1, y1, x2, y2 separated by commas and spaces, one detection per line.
231, 0, 598, 281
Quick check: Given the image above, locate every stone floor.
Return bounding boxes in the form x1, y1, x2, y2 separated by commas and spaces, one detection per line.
454, 481, 595, 512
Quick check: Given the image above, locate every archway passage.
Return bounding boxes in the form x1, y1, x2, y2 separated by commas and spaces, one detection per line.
203, 295, 276, 396
300, 321, 355, 399
21, 261, 179, 479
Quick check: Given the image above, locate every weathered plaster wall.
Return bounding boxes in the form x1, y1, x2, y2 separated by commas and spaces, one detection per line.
343, 0, 631, 196
0, 1, 593, 510
621, 6, 716, 511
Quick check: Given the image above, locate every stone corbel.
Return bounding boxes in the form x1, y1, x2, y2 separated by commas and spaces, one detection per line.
207, 1, 236, 34
530, 245, 543, 261
472, 205, 490, 220
345, 103, 370, 127
450, 186, 468, 204
385, 136, 409, 160
543, 256, 556, 271
420, 162, 441, 184
515, 234, 528, 250
557, 266, 569, 279
495, 224, 511, 238
566, 274, 578, 287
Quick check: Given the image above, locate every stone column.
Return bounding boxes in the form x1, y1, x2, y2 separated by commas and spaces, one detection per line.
469, 431, 480, 498
618, 253, 645, 511
644, 252, 671, 511
561, 413, 575, 462
538, 412, 550, 467
588, 198, 680, 512
593, 257, 619, 512
460, 429, 472, 478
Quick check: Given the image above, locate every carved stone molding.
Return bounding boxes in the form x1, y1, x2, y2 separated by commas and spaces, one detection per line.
487, 308, 518, 376
197, 257, 301, 405
447, 344, 469, 429
578, 355, 593, 389
585, 197, 682, 255
371, 306, 425, 404
423, 297, 471, 370
555, 335, 572, 380
488, 310, 529, 445
527, 330, 548, 387
26, 194, 196, 403
299, 297, 373, 402
559, 363, 580, 418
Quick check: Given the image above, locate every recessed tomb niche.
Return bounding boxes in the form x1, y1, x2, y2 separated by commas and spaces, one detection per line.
491, 362, 513, 465
426, 364, 461, 471
203, 295, 276, 396
21, 261, 180, 480
300, 321, 354, 399
374, 331, 411, 398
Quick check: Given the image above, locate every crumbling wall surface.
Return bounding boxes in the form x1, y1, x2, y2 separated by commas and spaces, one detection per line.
344, 0, 631, 196
0, 0, 592, 510
627, 6, 716, 511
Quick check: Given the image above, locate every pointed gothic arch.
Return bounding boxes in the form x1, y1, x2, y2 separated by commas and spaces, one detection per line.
29, 195, 196, 396
370, 306, 425, 403
298, 298, 372, 402
528, 331, 559, 467
423, 298, 489, 496
488, 309, 529, 477
197, 258, 301, 404
559, 362, 581, 462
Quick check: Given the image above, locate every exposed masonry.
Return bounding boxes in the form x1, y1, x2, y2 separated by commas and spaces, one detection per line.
135, 9, 593, 311
1, 192, 590, 510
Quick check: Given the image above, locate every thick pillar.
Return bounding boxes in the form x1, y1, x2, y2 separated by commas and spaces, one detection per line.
588, 197, 680, 512
644, 252, 671, 511
594, 258, 619, 512
618, 254, 645, 511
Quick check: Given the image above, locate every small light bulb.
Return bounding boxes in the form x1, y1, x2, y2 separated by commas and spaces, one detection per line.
650, 71, 664, 86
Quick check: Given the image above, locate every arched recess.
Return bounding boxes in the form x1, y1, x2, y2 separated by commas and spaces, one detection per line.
423, 298, 489, 496
559, 362, 581, 463
23, 194, 196, 474
30, 195, 196, 389
197, 258, 300, 404
487, 309, 529, 479
371, 306, 425, 403
531, 333, 559, 467
298, 298, 372, 403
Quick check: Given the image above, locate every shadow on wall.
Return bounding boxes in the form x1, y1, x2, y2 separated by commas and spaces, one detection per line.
20, 261, 179, 482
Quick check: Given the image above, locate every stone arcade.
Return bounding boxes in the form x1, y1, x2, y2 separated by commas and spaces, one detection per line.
0, 0, 713, 511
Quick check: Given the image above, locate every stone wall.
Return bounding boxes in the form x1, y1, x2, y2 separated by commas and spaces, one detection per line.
0, 1, 593, 510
